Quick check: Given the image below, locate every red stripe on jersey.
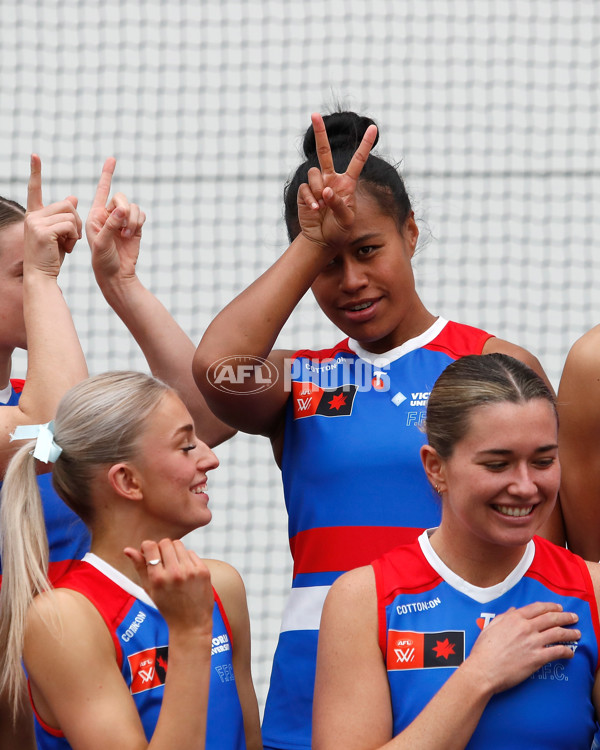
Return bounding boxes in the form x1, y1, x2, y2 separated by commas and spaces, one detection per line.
9, 378, 25, 394
289, 525, 424, 577
423, 320, 493, 359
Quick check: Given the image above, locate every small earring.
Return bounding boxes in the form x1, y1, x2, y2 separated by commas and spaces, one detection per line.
435, 484, 442, 495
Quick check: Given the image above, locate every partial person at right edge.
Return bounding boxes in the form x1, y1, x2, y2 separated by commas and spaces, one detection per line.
193, 110, 564, 750
85, 158, 236, 448
557, 325, 600, 560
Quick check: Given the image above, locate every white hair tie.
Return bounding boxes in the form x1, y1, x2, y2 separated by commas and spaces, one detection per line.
10, 421, 63, 463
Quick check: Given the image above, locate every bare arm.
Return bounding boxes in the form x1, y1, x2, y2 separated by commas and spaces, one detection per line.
25, 539, 214, 750
558, 327, 600, 559
482, 336, 565, 545
86, 159, 235, 448
313, 567, 579, 750
207, 559, 262, 750
193, 113, 378, 438
0, 156, 87, 474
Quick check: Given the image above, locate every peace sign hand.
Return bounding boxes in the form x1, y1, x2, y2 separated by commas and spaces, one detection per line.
297, 113, 377, 250
86, 158, 146, 288
23, 154, 82, 278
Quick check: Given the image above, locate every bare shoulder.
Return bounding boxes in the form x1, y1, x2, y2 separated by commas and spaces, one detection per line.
203, 558, 248, 619
326, 565, 376, 610
25, 588, 113, 649
482, 337, 544, 373
561, 326, 600, 381
203, 558, 245, 594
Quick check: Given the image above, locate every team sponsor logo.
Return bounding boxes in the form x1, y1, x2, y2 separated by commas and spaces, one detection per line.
395, 597, 441, 616
128, 645, 168, 693
387, 630, 465, 671
292, 381, 358, 419
207, 355, 279, 394
476, 612, 496, 630
211, 632, 231, 655
121, 610, 147, 642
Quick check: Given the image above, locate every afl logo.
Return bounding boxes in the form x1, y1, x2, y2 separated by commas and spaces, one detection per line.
207, 355, 279, 394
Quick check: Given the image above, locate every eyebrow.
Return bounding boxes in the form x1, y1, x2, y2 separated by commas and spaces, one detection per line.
349, 232, 381, 247
172, 424, 194, 437
476, 445, 558, 456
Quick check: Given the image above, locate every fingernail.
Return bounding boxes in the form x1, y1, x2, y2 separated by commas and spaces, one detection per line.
311, 202, 319, 210
122, 229, 132, 237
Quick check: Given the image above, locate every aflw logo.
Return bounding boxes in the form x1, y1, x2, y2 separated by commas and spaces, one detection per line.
394, 647, 416, 663
296, 397, 312, 411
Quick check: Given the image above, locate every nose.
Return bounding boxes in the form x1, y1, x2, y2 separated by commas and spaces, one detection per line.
197, 441, 220, 472
507, 464, 537, 499
340, 258, 368, 294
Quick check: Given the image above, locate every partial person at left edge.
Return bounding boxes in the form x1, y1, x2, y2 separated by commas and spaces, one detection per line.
0, 156, 90, 749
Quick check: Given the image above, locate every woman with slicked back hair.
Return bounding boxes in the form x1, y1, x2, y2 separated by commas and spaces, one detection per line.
0, 371, 261, 750
193, 111, 561, 750
314, 353, 600, 750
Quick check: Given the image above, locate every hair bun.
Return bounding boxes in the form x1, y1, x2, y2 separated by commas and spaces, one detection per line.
302, 111, 380, 158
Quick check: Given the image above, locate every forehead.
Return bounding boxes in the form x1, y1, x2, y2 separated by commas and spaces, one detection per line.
460, 399, 557, 447
0, 221, 25, 264
143, 390, 193, 437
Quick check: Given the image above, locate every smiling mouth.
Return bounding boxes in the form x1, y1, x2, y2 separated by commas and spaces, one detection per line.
191, 485, 207, 495
493, 505, 533, 517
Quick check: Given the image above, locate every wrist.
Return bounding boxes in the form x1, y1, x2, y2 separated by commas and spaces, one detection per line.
96, 271, 143, 305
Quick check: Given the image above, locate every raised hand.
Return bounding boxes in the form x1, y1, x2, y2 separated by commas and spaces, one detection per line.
466, 601, 580, 694
297, 113, 377, 249
124, 539, 214, 636
85, 158, 146, 286
23, 154, 82, 277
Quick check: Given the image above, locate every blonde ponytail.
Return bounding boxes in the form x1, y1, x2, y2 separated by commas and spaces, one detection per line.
0, 439, 51, 712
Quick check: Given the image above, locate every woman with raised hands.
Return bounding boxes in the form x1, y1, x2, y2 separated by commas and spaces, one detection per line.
193, 110, 562, 750
313, 353, 599, 750
0, 371, 261, 750
0, 156, 90, 749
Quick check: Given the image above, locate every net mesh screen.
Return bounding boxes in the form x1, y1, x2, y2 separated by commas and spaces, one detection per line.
1, 0, 599, 712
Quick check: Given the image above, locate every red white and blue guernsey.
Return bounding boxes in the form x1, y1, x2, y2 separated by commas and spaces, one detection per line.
374, 532, 600, 748
0, 380, 90, 585
32, 553, 246, 750
261, 317, 493, 750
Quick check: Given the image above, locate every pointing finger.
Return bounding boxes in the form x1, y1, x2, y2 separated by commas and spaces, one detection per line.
91, 157, 117, 210
27, 154, 43, 212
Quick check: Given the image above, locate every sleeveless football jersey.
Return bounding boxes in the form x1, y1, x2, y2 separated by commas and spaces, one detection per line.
0, 380, 90, 583
32, 553, 247, 749
262, 317, 493, 750
374, 533, 599, 748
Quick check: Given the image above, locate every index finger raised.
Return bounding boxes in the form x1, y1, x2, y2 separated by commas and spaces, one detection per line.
311, 113, 335, 176
27, 154, 43, 212
345, 124, 378, 182
91, 157, 117, 210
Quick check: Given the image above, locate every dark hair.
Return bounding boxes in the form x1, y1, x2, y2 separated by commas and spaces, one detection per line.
424, 353, 557, 459
283, 111, 413, 242
0, 197, 25, 231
